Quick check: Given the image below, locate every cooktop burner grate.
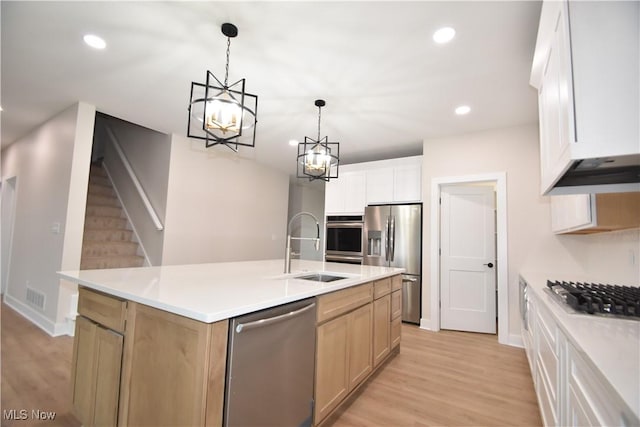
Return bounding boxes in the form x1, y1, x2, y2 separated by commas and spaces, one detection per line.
546, 280, 640, 319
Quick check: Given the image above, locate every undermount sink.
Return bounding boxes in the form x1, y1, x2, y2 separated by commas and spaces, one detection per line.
295, 273, 347, 283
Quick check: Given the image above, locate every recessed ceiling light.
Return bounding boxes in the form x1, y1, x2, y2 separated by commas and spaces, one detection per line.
455, 105, 471, 115
433, 27, 456, 44
289, 139, 299, 146
83, 34, 106, 50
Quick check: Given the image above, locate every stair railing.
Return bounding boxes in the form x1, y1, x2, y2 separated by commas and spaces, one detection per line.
103, 125, 164, 231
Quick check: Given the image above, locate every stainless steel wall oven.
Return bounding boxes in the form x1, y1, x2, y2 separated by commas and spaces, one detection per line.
325, 215, 363, 264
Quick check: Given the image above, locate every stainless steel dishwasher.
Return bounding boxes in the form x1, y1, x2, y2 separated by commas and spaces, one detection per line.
224, 298, 316, 427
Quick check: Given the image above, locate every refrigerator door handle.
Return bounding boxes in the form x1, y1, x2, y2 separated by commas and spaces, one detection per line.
389, 215, 396, 262
384, 216, 390, 261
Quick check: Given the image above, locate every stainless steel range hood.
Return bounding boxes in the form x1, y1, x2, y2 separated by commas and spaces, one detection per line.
549, 154, 640, 195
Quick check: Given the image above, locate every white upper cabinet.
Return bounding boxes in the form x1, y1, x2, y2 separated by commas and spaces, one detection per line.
324, 156, 422, 215
325, 169, 366, 215
364, 156, 422, 205
365, 168, 394, 205
530, 0, 640, 195
550, 192, 640, 234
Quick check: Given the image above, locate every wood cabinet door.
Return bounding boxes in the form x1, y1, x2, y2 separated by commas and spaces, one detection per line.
93, 327, 123, 427
347, 304, 373, 391
315, 315, 349, 425
71, 316, 98, 425
71, 316, 123, 427
119, 303, 212, 427
372, 295, 391, 367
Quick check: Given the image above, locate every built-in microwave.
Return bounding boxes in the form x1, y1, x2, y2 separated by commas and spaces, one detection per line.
325, 215, 363, 264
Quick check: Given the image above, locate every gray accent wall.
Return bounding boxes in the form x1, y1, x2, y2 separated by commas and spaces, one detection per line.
161, 134, 290, 265
97, 113, 171, 265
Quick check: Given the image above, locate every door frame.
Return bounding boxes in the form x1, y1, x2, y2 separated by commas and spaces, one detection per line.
429, 172, 508, 345
1, 176, 18, 296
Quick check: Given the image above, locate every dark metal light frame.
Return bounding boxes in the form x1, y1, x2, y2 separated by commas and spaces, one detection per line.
297, 100, 340, 181
187, 23, 258, 152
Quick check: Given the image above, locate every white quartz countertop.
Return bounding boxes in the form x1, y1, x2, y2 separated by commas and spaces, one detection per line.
59, 259, 404, 323
520, 271, 640, 419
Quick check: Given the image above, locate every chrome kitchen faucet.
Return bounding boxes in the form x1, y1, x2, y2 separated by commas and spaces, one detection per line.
284, 212, 320, 273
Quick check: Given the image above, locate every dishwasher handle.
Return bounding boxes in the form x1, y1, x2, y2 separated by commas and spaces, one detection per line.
235, 302, 316, 333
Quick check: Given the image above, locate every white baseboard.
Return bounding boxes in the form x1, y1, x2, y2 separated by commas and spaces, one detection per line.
3, 294, 73, 337
419, 318, 434, 331
508, 333, 524, 348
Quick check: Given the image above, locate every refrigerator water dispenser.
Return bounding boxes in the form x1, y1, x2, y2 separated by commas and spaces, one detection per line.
367, 230, 382, 256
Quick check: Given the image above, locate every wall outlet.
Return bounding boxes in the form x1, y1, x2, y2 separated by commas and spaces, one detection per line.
629, 249, 637, 266
51, 222, 61, 234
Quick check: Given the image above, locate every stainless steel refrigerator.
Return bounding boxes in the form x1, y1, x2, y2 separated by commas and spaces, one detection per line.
363, 203, 421, 324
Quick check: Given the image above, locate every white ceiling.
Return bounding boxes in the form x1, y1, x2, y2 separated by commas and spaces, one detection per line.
1, 1, 542, 176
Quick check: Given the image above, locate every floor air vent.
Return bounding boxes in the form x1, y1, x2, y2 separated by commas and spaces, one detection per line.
26, 287, 46, 310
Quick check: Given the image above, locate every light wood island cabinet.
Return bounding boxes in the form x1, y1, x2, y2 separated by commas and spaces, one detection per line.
71, 288, 126, 427
71, 287, 228, 427
315, 283, 373, 424
372, 278, 391, 367
390, 275, 402, 349
72, 274, 402, 427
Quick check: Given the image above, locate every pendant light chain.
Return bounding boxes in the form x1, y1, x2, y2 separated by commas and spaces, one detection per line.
317, 105, 322, 141
224, 37, 231, 87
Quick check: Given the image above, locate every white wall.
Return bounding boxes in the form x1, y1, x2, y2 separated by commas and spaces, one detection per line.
98, 114, 171, 265
423, 124, 583, 337
161, 134, 290, 265
1, 102, 95, 335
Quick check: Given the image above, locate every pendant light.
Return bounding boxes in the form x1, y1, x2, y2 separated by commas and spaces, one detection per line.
297, 99, 340, 181
187, 23, 258, 152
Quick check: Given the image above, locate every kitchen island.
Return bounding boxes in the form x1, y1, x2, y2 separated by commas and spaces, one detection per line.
59, 259, 404, 427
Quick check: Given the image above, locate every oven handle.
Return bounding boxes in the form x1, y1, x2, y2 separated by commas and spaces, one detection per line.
325, 254, 363, 263
326, 222, 363, 228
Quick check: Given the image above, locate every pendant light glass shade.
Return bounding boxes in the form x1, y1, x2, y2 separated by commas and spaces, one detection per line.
187, 23, 258, 151
297, 100, 340, 181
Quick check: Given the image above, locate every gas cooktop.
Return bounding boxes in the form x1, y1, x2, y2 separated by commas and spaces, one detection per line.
546, 280, 640, 320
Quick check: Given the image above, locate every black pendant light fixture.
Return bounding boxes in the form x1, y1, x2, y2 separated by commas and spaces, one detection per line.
297, 99, 340, 181
187, 23, 258, 152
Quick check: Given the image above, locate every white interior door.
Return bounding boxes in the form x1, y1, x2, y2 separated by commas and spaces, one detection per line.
440, 185, 496, 334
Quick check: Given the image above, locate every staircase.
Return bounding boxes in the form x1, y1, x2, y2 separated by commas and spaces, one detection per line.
80, 163, 145, 269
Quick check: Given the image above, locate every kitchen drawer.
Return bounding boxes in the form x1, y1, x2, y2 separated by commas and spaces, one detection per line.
390, 290, 401, 320
536, 312, 558, 405
568, 343, 638, 427
78, 287, 127, 333
536, 359, 558, 427
317, 283, 373, 324
373, 278, 391, 299
536, 302, 557, 348
391, 275, 401, 292
390, 316, 401, 349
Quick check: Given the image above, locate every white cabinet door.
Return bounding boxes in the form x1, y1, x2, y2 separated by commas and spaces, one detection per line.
566, 343, 639, 427
343, 172, 366, 214
531, 1, 640, 195
550, 194, 594, 233
536, 0, 573, 194
365, 159, 421, 205
325, 178, 345, 214
325, 171, 366, 215
393, 164, 421, 202
365, 168, 393, 205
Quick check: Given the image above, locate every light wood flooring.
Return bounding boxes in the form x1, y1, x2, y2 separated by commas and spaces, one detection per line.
1, 302, 541, 426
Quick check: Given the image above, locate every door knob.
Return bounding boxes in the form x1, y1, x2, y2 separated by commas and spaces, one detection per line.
483, 262, 494, 268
